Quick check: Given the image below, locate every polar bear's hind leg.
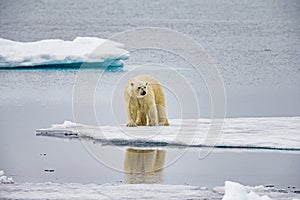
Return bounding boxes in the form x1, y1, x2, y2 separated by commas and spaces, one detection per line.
148, 105, 158, 126
157, 105, 169, 126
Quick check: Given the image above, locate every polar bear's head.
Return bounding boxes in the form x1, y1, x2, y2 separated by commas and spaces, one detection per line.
131, 82, 149, 98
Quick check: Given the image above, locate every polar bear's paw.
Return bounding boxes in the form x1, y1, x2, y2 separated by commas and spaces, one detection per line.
148, 122, 159, 126
127, 121, 137, 127
159, 120, 169, 126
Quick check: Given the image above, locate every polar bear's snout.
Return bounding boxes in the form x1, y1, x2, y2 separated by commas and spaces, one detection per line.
137, 85, 147, 96
140, 88, 146, 96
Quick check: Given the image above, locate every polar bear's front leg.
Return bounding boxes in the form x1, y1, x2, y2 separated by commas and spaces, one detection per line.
136, 111, 147, 126
148, 104, 158, 126
127, 103, 137, 127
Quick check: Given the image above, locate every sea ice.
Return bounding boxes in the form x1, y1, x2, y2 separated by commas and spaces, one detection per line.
1, 179, 299, 199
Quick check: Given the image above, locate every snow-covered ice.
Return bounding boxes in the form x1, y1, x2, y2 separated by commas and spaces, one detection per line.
36, 117, 300, 151
221, 181, 271, 200
0, 37, 129, 68
214, 183, 300, 200
0, 170, 14, 184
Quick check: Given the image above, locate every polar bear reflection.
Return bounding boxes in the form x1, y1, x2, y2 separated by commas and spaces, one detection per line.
124, 148, 166, 184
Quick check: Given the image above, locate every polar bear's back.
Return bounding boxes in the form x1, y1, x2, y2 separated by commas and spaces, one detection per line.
129, 74, 159, 85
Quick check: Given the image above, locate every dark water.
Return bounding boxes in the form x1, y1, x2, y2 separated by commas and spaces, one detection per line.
1, 0, 300, 116
0, 0, 300, 190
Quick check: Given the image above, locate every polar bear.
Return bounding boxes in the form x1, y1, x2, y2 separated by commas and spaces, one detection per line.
124, 75, 169, 127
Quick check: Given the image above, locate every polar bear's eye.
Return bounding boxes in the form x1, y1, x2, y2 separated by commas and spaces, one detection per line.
137, 87, 141, 89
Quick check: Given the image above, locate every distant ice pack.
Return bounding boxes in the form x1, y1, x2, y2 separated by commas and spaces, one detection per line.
36, 117, 300, 152
0, 37, 129, 68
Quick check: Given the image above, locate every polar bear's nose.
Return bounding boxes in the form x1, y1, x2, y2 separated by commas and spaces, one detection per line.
141, 90, 146, 96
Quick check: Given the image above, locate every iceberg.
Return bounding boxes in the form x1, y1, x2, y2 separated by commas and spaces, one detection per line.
0, 37, 129, 69
36, 117, 300, 151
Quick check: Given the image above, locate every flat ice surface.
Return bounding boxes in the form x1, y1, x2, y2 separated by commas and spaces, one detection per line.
0, 37, 129, 68
1, 179, 299, 200
36, 117, 300, 151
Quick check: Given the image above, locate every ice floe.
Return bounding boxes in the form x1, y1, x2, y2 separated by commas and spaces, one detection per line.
36, 117, 300, 151
0, 37, 129, 68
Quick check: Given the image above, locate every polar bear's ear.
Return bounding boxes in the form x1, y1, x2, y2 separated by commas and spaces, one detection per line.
127, 86, 133, 97
131, 82, 134, 87
145, 82, 148, 86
